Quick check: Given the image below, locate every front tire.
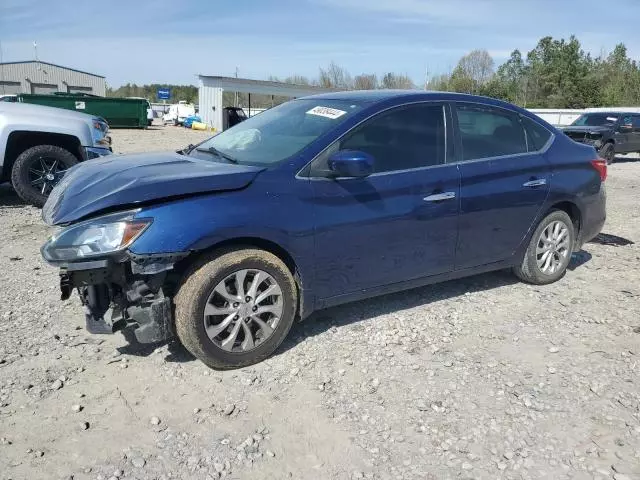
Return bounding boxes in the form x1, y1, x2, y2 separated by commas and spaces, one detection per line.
11, 144, 79, 207
513, 210, 575, 285
598, 142, 615, 165
174, 249, 297, 369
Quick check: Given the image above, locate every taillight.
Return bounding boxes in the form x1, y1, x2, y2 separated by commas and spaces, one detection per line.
591, 159, 607, 182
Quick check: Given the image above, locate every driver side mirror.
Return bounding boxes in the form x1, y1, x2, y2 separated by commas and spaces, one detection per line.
327, 150, 374, 178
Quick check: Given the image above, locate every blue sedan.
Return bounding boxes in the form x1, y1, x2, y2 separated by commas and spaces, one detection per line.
41, 91, 607, 368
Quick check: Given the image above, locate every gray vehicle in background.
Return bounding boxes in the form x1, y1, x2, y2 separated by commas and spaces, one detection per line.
0, 102, 112, 207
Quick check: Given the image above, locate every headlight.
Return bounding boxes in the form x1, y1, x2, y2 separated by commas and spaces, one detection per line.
91, 118, 110, 146
41, 211, 151, 262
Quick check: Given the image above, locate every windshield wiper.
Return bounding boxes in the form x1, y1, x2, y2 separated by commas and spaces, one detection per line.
196, 146, 239, 164
179, 143, 196, 155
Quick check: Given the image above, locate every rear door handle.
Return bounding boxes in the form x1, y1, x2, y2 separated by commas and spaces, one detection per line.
423, 191, 456, 202
523, 179, 547, 188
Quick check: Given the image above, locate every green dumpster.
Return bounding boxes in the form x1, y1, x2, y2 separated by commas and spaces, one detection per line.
17, 93, 149, 129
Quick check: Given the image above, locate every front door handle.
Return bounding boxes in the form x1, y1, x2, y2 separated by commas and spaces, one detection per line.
423, 191, 456, 202
523, 179, 547, 188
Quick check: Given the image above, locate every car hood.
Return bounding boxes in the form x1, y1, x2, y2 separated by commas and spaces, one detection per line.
562, 125, 611, 134
42, 152, 265, 225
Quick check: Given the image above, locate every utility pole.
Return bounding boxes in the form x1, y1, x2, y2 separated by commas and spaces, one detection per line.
33, 41, 39, 64
235, 67, 238, 107
0, 40, 4, 94
424, 67, 429, 91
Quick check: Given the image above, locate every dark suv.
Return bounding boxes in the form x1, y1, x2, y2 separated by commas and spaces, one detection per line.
562, 112, 640, 164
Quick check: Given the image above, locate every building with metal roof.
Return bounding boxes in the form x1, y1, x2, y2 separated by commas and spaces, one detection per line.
0, 61, 106, 96
198, 75, 339, 131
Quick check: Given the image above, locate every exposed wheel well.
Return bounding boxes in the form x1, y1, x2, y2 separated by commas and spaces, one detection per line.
171, 238, 299, 287
2, 131, 82, 182
170, 237, 304, 318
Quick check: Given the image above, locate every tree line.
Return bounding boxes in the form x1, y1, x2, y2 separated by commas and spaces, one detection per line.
106, 35, 640, 109
429, 36, 640, 108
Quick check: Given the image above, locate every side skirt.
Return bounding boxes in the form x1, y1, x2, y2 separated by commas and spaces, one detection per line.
315, 259, 516, 311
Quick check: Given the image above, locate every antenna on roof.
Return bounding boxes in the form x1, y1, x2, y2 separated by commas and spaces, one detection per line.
33, 41, 39, 68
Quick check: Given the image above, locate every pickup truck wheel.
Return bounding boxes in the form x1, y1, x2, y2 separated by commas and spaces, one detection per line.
598, 142, 615, 165
513, 210, 575, 285
174, 249, 297, 369
11, 144, 78, 207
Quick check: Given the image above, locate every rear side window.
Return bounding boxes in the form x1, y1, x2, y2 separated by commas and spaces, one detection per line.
521, 115, 552, 151
338, 103, 446, 173
632, 116, 640, 129
455, 104, 527, 161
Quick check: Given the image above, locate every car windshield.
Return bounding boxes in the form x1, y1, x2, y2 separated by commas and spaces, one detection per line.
572, 113, 619, 127
194, 99, 363, 165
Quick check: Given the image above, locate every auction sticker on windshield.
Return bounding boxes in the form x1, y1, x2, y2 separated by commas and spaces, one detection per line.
306, 106, 347, 119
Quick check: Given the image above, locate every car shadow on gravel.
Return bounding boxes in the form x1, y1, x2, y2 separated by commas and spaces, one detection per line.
114, 249, 600, 365
278, 250, 601, 356
278, 269, 520, 356
612, 155, 639, 164
118, 329, 196, 363
0, 184, 27, 207
568, 250, 592, 270
589, 232, 635, 247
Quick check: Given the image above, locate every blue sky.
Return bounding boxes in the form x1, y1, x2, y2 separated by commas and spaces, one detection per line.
1, 0, 640, 87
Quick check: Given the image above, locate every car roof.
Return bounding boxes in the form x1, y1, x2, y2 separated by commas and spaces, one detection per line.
583, 111, 629, 116
297, 89, 523, 109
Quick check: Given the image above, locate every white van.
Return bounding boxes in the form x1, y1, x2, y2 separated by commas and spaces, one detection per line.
163, 101, 196, 126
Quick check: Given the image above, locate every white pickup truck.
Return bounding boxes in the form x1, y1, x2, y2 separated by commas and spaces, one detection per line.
0, 102, 112, 207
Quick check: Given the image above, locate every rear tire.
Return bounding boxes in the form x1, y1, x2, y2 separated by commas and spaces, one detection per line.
513, 210, 575, 285
598, 142, 615, 165
174, 248, 297, 369
10, 144, 79, 208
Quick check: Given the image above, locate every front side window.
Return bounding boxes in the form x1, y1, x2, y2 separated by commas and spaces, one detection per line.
316, 103, 446, 174
455, 104, 527, 161
194, 99, 364, 166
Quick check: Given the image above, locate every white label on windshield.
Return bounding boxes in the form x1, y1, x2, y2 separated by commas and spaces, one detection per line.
306, 106, 347, 119
606, 117, 618, 122
75, 101, 85, 110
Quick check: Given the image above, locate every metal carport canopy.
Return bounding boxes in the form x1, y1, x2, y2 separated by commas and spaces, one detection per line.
198, 75, 339, 131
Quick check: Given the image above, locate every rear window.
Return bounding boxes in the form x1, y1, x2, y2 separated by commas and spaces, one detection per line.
455, 104, 527, 161
521, 115, 552, 151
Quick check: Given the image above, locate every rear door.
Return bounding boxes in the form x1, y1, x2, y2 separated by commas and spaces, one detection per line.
452, 103, 552, 269
308, 102, 460, 300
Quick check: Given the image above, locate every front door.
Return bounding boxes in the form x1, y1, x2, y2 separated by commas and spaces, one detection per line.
452, 103, 552, 269
616, 115, 635, 153
631, 115, 640, 152
306, 103, 460, 300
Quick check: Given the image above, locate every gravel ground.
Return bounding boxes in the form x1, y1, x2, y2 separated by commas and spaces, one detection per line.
0, 125, 639, 480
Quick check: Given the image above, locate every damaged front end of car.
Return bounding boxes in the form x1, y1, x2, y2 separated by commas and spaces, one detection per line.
563, 129, 604, 148
42, 210, 187, 343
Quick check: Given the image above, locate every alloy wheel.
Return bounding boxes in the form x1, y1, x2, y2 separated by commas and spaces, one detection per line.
536, 220, 570, 275
28, 157, 68, 195
203, 269, 283, 352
